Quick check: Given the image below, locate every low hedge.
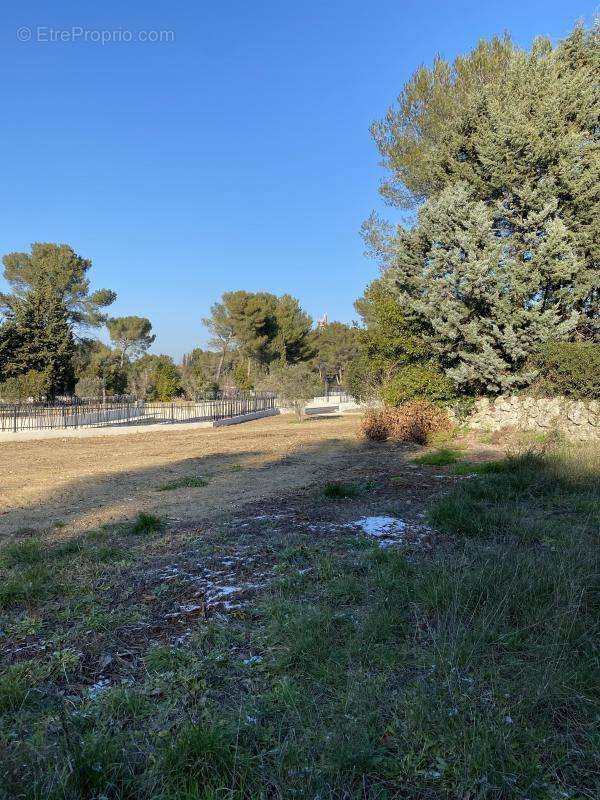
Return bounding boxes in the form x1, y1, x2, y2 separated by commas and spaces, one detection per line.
530, 342, 600, 400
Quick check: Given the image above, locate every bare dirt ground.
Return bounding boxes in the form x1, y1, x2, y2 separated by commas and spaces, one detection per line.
0, 415, 369, 537
0, 414, 503, 540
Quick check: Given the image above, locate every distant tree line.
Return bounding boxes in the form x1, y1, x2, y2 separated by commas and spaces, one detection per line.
0, 245, 360, 404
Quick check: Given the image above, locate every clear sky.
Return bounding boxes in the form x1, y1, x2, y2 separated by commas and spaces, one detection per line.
1, 1, 596, 360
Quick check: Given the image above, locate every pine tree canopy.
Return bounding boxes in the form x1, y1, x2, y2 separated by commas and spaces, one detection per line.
366, 23, 600, 393
1, 243, 116, 328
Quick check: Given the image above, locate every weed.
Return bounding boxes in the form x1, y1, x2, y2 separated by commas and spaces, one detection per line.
323, 480, 374, 499
1, 539, 44, 567
0, 564, 53, 609
130, 513, 163, 534
451, 458, 508, 475
0, 662, 49, 713
158, 476, 209, 491
412, 447, 463, 466
429, 447, 600, 542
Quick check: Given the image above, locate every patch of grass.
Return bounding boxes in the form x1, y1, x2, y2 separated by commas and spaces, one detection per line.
323, 480, 375, 499
0, 564, 54, 609
1, 539, 44, 567
2, 445, 598, 800
412, 447, 463, 466
88, 544, 130, 563
51, 539, 84, 559
158, 476, 209, 491
429, 446, 600, 542
129, 513, 163, 535
0, 661, 49, 713
451, 458, 508, 475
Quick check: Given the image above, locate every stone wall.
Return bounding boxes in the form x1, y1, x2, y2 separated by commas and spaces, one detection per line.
468, 395, 600, 440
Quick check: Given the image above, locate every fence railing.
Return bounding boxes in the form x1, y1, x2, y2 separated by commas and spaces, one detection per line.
0, 394, 276, 433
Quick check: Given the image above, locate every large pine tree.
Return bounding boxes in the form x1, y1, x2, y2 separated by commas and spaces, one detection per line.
366, 23, 600, 392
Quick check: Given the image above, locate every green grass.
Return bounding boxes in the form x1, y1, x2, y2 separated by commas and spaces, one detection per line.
129, 513, 163, 534
1, 445, 598, 799
158, 476, 209, 491
1, 539, 45, 567
430, 446, 600, 542
323, 480, 374, 499
412, 447, 464, 466
450, 458, 508, 475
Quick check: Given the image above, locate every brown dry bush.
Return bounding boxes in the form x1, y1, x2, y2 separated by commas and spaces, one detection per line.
360, 401, 453, 444
359, 408, 393, 441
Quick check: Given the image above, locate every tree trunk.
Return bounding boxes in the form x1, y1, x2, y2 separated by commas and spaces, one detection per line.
215, 338, 229, 381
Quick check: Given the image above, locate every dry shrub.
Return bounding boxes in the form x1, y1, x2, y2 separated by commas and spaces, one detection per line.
360, 401, 453, 444
359, 408, 393, 441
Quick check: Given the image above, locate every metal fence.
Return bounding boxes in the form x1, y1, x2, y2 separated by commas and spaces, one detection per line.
0, 393, 276, 433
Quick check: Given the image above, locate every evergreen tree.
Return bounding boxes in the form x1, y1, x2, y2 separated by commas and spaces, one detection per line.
365, 22, 600, 391
273, 294, 314, 365
311, 322, 360, 386
1, 280, 75, 398
152, 356, 182, 401
107, 316, 155, 366
203, 291, 314, 380
1, 243, 115, 328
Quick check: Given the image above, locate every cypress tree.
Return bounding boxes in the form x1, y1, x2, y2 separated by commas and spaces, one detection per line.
4, 281, 75, 399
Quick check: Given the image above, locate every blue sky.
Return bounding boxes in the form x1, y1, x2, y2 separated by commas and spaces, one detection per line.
1, 1, 596, 359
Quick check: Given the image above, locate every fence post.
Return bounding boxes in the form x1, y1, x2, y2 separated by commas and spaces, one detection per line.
13, 406, 17, 433
170, 403, 175, 424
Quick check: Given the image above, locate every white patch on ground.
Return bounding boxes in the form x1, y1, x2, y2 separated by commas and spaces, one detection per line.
88, 678, 111, 699
346, 517, 401, 546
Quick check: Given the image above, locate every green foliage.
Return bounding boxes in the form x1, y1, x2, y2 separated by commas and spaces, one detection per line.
181, 348, 225, 396
381, 364, 456, 407
273, 294, 314, 364
158, 476, 208, 491
130, 513, 163, 534
311, 321, 360, 386
1, 242, 115, 328
412, 447, 463, 466
0, 370, 48, 401
429, 447, 600, 541
127, 353, 158, 400
151, 356, 182, 401
366, 24, 600, 393
0, 278, 75, 398
259, 362, 321, 419
0, 243, 116, 398
74, 340, 128, 398
348, 282, 437, 401
323, 480, 374, 499
451, 459, 508, 475
232, 359, 254, 391
107, 316, 155, 365
204, 291, 313, 379
530, 341, 600, 400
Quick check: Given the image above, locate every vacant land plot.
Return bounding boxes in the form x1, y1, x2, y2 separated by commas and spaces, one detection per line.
1, 417, 598, 799
0, 415, 380, 537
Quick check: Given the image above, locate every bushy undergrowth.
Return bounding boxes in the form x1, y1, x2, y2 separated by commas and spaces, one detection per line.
381, 364, 456, 407
361, 401, 453, 444
530, 341, 600, 400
